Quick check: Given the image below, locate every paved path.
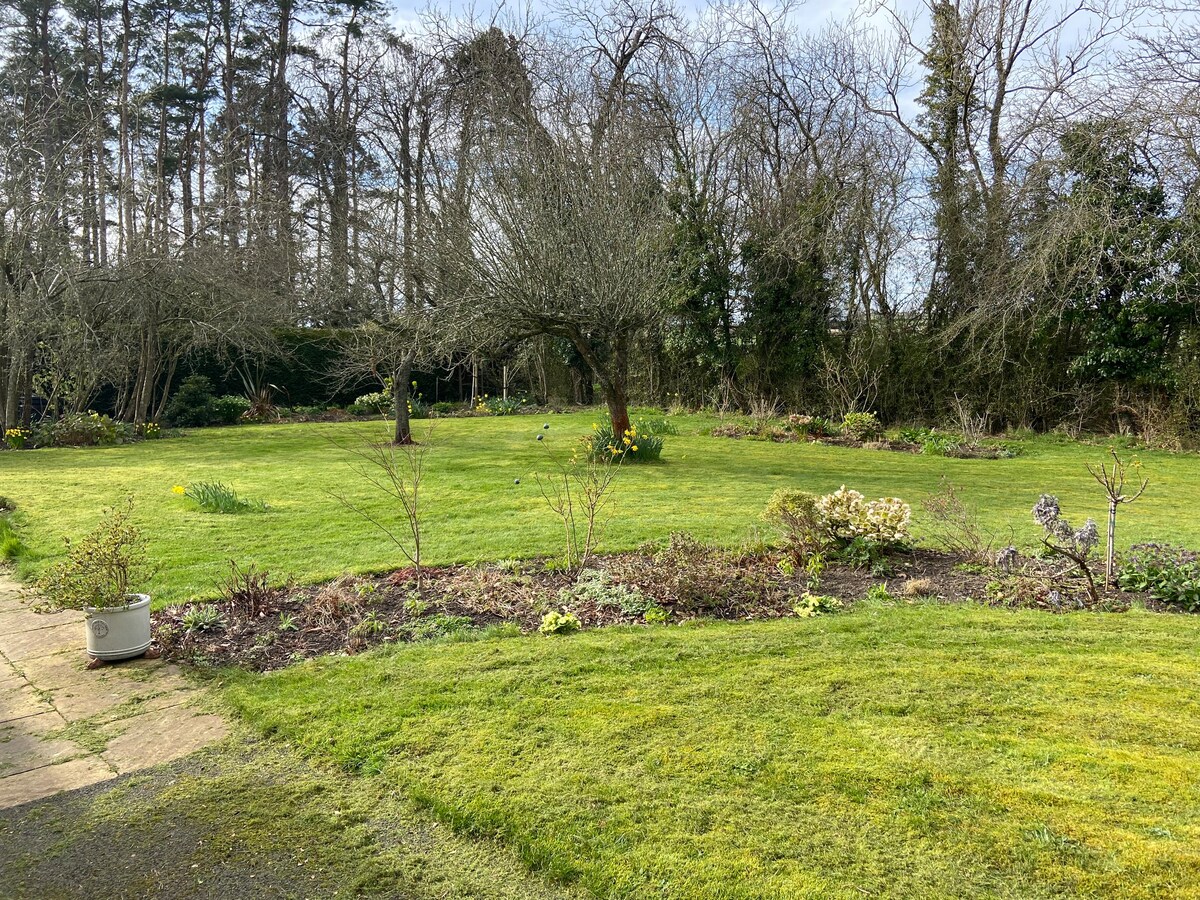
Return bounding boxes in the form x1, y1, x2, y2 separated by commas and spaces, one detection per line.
0, 574, 227, 809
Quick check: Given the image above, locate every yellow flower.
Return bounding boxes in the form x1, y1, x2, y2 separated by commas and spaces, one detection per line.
631, 445, 638, 452
172, 485, 185, 495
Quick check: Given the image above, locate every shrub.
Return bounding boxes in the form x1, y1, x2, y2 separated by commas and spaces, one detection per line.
165, 375, 218, 427
37, 500, 148, 611
348, 390, 391, 417
430, 401, 459, 416
538, 610, 581, 634
212, 394, 251, 425
179, 481, 267, 514
921, 480, 997, 562
407, 613, 473, 640
41, 411, 132, 447
816, 486, 911, 546
762, 489, 827, 563
1118, 543, 1200, 611
841, 412, 883, 442
1032, 494, 1101, 602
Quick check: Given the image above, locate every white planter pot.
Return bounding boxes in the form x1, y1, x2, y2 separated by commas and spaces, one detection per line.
84, 594, 152, 661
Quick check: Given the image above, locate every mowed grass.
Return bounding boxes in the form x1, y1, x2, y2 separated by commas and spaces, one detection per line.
224, 604, 1200, 899
3, 412, 1200, 605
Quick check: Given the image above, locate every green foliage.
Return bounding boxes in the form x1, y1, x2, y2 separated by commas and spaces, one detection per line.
348, 390, 391, 417
406, 614, 472, 641
762, 489, 826, 562
0, 515, 25, 560
212, 394, 251, 425
181, 603, 225, 633
538, 609, 581, 635
278, 612, 299, 632
166, 376, 219, 427
585, 418, 665, 462
36, 500, 147, 611
36, 412, 133, 448
1118, 544, 1200, 611
182, 482, 267, 514
792, 592, 843, 617
561, 568, 649, 616
841, 412, 883, 442
864, 583, 895, 604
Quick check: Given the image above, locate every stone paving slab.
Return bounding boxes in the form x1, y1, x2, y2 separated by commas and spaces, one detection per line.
0, 714, 82, 776
0, 756, 115, 809
0, 605, 82, 634
102, 705, 229, 774
3, 622, 84, 662
0, 683, 54, 723
0, 573, 228, 809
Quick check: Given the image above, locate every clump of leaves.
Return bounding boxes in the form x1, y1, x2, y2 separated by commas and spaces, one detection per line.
539, 610, 581, 635
793, 593, 842, 617
1118, 543, 1200, 611
182, 604, 225, 633
182, 481, 267, 514
560, 569, 650, 617
406, 614, 472, 641
37, 499, 148, 611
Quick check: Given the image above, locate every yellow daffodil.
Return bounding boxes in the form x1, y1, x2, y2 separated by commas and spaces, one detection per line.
172, 485, 185, 495
632, 445, 638, 452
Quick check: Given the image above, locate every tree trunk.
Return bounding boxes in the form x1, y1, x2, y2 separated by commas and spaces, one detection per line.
392, 352, 415, 445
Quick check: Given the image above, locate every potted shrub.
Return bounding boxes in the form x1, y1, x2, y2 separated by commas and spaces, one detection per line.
37, 500, 159, 669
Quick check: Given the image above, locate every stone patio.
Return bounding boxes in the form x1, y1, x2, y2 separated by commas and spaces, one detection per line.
0, 575, 227, 809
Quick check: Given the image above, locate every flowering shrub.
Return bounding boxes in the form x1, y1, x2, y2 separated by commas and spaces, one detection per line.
816, 486, 911, 546
4, 427, 30, 449
348, 390, 391, 417
841, 412, 883, 442
137, 422, 162, 440
1032, 493, 1101, 602
1118, 543, 1200, 611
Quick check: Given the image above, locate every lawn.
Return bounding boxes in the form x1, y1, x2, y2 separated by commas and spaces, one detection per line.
224, 604, 1200, 899
2, 413, 1197, 605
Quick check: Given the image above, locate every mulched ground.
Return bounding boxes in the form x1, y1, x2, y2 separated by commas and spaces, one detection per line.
155, 542, 1153, 672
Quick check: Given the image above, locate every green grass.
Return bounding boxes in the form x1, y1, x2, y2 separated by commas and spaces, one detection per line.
1, 413, 1198, 605
223, 604, 1200, 899
8, 415, 1200, 895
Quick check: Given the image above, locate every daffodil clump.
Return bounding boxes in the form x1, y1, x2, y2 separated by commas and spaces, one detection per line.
586, 419, 664, 462
4, 427, 31, 449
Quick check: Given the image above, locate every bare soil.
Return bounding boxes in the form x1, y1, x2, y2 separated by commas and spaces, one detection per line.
155, 544, 1152, 673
